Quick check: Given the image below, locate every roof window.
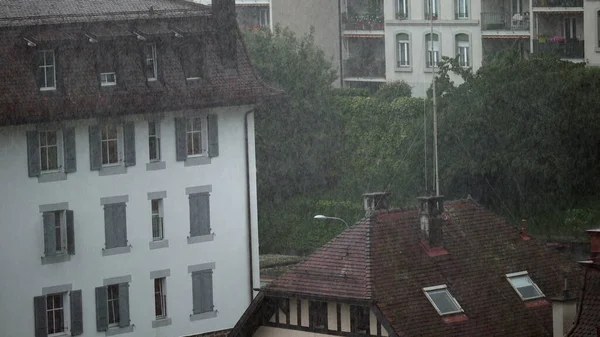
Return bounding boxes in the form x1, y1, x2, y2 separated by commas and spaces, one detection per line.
506, 271, 544, 300
423, 285, 463, 315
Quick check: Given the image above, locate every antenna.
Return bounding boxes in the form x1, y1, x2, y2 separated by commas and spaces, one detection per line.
429, 0, 440, 196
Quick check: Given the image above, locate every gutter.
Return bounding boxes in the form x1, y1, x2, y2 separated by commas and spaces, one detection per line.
244, 108, 256, 301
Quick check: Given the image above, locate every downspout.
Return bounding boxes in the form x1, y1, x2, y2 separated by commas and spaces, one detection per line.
338, 0, 344, 87
244, 108, 256, 301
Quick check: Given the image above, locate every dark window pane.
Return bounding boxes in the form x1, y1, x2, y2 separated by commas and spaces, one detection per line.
108, 140, 118, 163
193, 117, 202, 131
518, 285, 541, 299
55, 308, 64, 331
101, 142, 109, 165
149, 137, 157, 160
47, 146, 58, 170
47, 311, 55, 333
40, 132, 47, 146
148, 122, 156, 136
41, 147, 48, 171
46, 67, 55, 88
47, 131, 57, 145
429, 291, 460, 313
187, 134, 194, 155
193, 133, 200, 155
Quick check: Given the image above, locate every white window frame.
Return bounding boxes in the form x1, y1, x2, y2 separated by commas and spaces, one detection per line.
100, 72, 117, 87
425, 0, 439, 18
151, 199, 164, 241
100, 124, 123, 167
46, 292, 70, 336
456, 34, 470, 67
107, 284, 120, 327
148, 121, 161, 162
396, 33, 410, 67
423, 285, 463, 316
564, 17, 577, 39
39, 130, 63, 173
38, 50, 56, 91
456, 0, 469, 18
506, 271, 545, 301
259, 8, 270, 27
145, 43, 158, 81
425, 33, 440, 68
154, 278, 167, 319
396, 0, 408, 19
186, 115, 208, 157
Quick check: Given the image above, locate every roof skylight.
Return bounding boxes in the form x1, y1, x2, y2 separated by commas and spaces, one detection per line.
423, 285, 463, 316
506, 271, 544, 300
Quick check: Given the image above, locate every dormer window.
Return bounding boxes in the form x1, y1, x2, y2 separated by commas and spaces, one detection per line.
506, 271, 544, 300
100, 72, 117, 86
182, 42, 203, 80
423, 285, 463, 315
97, 45, 117, 87
144, 43, 157, 81
37, 50, 56, 91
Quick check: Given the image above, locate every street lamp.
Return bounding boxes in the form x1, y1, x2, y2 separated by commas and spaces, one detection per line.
313, 215, 349, 228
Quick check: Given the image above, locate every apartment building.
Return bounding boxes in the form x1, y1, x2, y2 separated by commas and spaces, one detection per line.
194, 0, 272, 30
0, 0, 278, 337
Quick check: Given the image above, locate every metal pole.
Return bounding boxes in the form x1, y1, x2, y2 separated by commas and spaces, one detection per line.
430, 0, 439, 196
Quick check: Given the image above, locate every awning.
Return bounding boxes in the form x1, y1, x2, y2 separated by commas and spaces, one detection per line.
483, 35, 530, 39
344, 33, 384, 38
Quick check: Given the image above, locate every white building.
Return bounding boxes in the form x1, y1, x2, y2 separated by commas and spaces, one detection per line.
0, 1, 278, 336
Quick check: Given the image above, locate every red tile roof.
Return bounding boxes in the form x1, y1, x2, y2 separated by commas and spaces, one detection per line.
265, 199, 582, 336
566, 264, 600, 337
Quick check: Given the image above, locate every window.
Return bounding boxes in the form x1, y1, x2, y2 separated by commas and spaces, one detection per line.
423, 285, 463, 315
37, 50, 56, 90
148, 121, 161, 162
39, 130, 61, 172
597, 11, 600, 47
182, 43, 203, 80
425, 33, 440, 68
151, 199, 164, 241
34, 290, 82, 336
309, 301, 327, 330
425, 0, 438, 19
101, 124, 120, 166
46, 294, 66, 335
259, 8, 270, 27
189, 193, 210, 238
456, 34, 470, 67
107, 285, 120, 326
100, 72, 117, 86
396, 33, 410, 67
564, 17, 577, 39
154, 278, 167, 319
95, 283, 130, 332
506, 271, 545, 300
455, 0, 468, 19
145, 43, 157, 81
186, 117, 207, 156
350, 306, 370, 333
396, 0, 408, 19
42, 210, 74, 257
192, 270, 214, 314
103, 202, 128, 250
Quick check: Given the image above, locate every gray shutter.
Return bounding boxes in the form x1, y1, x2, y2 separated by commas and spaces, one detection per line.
114, 203, 128, 247
175, 118, 187, 161
208, 114, 219, 157
118, 283, 130, 328
66, 210, 75, 255
34, 296, 48, 337
198, 193, 210, 235
27, 130, 41, 177
63, 127, 77, 173
95, 287, 108, 332
201, 270, 214, 313
189, 194, 200, 237
89, 125, 101, 170
192, 272, 202, 314
43, 212, 57, 256
70, 290, 83, 336
123, 122, 136, 167
104, 205, 116, 249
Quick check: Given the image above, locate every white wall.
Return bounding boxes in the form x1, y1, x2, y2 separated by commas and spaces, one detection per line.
0, 105, 259, 337
584, 2, 600, 66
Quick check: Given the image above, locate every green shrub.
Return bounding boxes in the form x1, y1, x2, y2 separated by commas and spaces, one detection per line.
375, 81, 412, 101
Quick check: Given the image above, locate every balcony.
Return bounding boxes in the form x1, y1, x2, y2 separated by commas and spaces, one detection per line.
343, 15, 384, 31
343, 58, 385, 78
482, 12, 530, 30
533, 39, 584, 59
344, 0, 384, 31
532, 0, 582, 7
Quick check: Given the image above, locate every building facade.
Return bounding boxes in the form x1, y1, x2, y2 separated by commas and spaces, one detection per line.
0, 1, 277, 337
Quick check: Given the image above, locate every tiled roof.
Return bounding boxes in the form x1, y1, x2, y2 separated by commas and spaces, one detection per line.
0, 12, 280, 126
566, 264, 600, 337
266, 199, 582, 336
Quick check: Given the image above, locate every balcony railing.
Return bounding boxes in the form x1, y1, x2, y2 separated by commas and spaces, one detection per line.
343, 58, 386, 78
481, 12, 530, 30
532, 0, 582, 7
533, 40, 584, 58
343, 13, 384, 31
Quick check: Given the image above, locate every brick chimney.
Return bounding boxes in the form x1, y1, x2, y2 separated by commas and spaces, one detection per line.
587, 229, 600, 264
550, 277, 577, 337
212, 0, 237, 69
418, 196, 444, 248
363, 192, 391, 215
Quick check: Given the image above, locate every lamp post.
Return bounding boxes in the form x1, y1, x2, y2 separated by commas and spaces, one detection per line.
313, 215, 349, 228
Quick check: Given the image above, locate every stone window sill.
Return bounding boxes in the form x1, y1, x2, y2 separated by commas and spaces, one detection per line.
152, 317, 172, 328
41, 253, 71, 265
424, 67, 440, 73
99, 165, 127, 176
395, 66, 413, 72
190, 310, 217, 322
146, 161, 166, 171
149, 240, 169, 250
105, 325, 134, 336
187, 234, 215, 244
39, 171, 67, 183
184, 156, 211, 167
102, 246, 131, 256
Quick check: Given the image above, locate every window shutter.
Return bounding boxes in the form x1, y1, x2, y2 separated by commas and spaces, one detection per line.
66, 210, 75, 255
198, 193, 210, 235
192, 272, 203, 314
189, 194, 200, 237
104, 205, 117, 249
43, 212, 57, 256
123, 122, 136, 167
208, 114, 219, 157
27, 130, 41, 177
118, 283, 130, 328
70, 290, 83, 335
89, 125, 101, 170
175, 118, 187, 161
114, 203, 128, 247
63, 127, 77, 173
201, 270, 214, 313
95, 286, 108, 332
34, 296, 47, 337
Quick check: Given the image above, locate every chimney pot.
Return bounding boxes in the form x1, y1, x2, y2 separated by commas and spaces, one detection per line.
363, 192, 391, 213
418, 195, 444, 248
